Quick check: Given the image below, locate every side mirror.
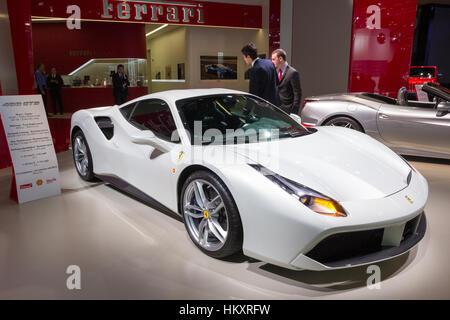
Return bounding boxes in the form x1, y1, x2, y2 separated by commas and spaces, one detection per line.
131, 130, 172, 153
436, 101, 450, 116
290, 113, 302, 123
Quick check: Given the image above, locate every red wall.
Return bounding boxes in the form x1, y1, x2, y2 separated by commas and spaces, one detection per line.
348, 0, 417, 97
269, 0, 281, 54
60, 87, 148, 113
7, 0, 35, 95
32, 21, 147, 75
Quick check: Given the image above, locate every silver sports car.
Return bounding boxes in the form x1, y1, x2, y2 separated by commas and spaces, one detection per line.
301, 83, 450, 159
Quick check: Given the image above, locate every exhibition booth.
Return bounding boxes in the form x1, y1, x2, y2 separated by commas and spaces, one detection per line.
0, 0, 279, 169
0, 0, 449, 302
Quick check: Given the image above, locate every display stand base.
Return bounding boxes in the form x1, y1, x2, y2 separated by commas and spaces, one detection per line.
9, 168, 18, 203
0, 114, 18, 203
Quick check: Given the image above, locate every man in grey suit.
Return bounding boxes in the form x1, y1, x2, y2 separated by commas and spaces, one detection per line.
271, 49, 302, 115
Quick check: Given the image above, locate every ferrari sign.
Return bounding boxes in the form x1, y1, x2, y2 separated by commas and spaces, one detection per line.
101, 0, 205, 24
32, 0, 262, 29
0, 95, 61, 203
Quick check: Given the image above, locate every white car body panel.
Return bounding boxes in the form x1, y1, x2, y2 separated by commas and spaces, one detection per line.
71, 89, 428, 271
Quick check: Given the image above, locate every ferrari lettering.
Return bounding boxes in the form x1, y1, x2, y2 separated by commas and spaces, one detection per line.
100, 0, 205, 24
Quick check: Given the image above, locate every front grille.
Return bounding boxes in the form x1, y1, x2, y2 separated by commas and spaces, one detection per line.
403, 215, 420, 241
305, 215, 422, 265
305, 228, 384, 264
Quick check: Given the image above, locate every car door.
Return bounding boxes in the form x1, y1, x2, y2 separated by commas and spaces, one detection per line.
115, 98, 182, 207
377, 103, 450, 156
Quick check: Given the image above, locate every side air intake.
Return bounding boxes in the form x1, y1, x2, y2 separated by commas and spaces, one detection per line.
95, 117, 114, 140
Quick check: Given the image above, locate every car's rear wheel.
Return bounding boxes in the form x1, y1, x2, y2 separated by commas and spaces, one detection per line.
324, 116, 363, 132
72, 130, 95, 181
181, 171, 243, 258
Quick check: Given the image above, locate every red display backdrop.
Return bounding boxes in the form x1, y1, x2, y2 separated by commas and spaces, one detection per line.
7, 0, 35, 95
348, 0, 417, 98
33, 21, 147, 75
269, 0, 281, 54
32, 0, 262, 29
60, 87, 148, 113
0, 83, 10, 170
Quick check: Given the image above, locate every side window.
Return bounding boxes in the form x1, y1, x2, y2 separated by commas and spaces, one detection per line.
128, 99, 179, 143
120, 102, 136, 120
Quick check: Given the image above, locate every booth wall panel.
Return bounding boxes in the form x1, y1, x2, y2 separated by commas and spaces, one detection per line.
348, 0, 417, 97
6, 0, 34, 95
0, 1, 18, 95
59, 87, 148, 114
291, 0, 354, 101
32, 22, 147, 75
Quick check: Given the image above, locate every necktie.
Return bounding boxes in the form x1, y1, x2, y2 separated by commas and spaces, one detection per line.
279, 69, 282, 81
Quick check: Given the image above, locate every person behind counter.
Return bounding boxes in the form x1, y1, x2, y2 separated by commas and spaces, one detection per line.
47, 67, 64, 115
112, 64, 130, 105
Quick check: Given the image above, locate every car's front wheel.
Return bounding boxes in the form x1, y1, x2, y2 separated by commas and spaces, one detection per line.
181, 171, 243, 258
324, 116, 363, 132
72, 130, 95, 181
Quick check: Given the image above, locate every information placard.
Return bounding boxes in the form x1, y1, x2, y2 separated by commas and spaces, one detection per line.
0, 95, 61, 203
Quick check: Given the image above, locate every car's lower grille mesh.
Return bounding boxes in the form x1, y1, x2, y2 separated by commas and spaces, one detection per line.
305, 229, 384, 264
402, 215, 420, 241
305, 215, 421, 265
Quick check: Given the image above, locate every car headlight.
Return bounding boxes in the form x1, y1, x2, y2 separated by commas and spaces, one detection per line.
249, 164, 347, 217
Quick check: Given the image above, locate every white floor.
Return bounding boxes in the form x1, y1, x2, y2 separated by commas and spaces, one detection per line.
0, 151, 449, 299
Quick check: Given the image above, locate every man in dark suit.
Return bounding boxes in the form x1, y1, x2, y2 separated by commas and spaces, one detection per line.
112, 64, 130, 105
271, 49, 302, 115
241, 43, 280, 107
47, 67, 64, 115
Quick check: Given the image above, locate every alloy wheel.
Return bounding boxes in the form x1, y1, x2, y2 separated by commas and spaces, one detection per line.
329, 120, 355, 129
74, 136, 89, 176
183, 179, 229, 251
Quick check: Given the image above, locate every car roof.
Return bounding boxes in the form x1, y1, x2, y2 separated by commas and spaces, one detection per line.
135, 88, 247, 103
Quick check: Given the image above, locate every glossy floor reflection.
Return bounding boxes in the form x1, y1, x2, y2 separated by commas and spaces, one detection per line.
0, 152, 449, 299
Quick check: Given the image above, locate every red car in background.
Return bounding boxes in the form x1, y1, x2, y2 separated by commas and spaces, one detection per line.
408, 66, 439, 100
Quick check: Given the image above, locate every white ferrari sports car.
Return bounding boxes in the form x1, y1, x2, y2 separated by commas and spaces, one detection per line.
71, 89, 428, 271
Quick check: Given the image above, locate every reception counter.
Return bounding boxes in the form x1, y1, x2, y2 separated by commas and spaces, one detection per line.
56, 86, 148, 114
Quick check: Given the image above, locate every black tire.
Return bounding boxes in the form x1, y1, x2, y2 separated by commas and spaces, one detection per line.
180, 170, 243, 259
72, 130, 96, 182
324, 116, 364, 132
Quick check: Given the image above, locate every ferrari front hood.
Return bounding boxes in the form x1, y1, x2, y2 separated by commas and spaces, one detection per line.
232, 127, 411, 202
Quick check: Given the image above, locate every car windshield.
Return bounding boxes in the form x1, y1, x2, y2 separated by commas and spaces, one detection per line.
359, 93, 397, 105
410, 67, 436, 78
176, 94, 311, 145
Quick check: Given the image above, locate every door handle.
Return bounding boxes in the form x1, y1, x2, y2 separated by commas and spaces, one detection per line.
379, 113, 389, 120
